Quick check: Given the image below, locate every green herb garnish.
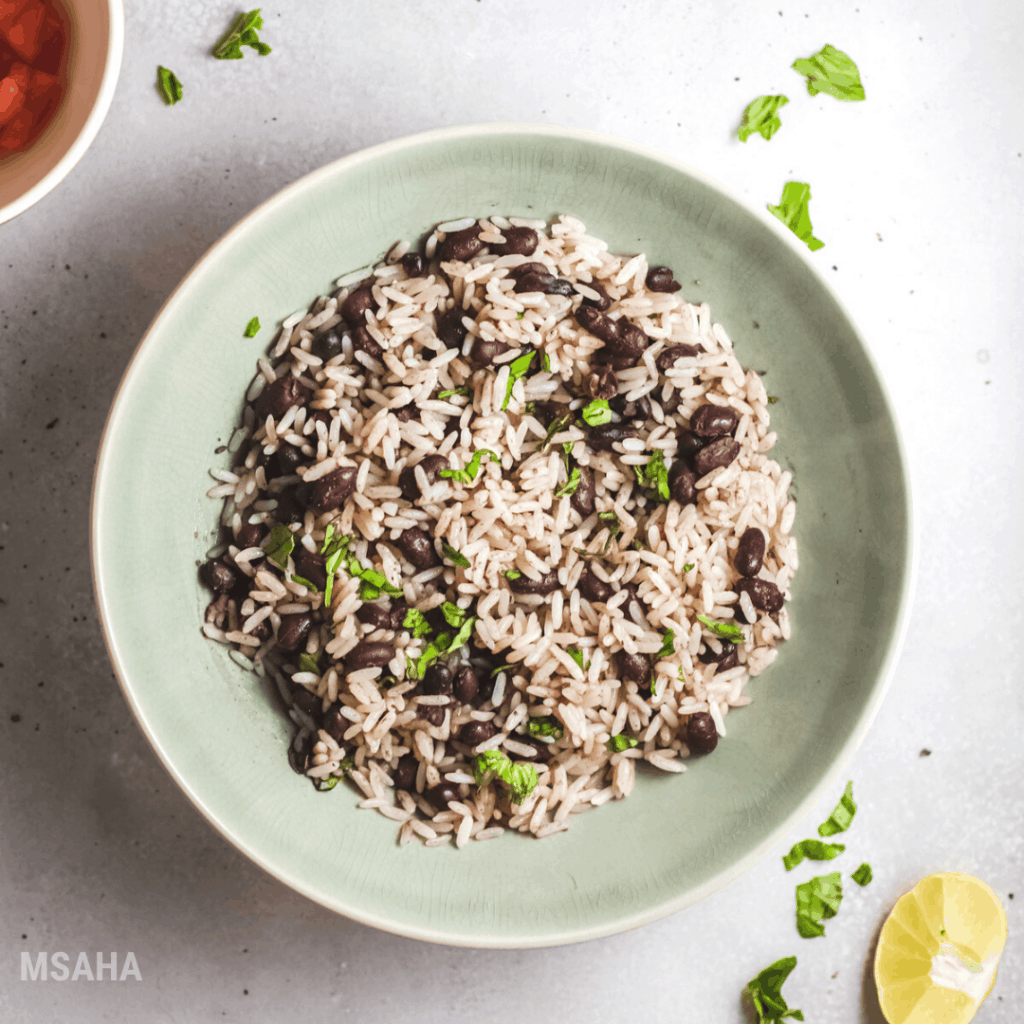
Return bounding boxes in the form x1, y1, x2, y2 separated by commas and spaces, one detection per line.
555, 466, 581, 498
696, 613, 744, 644
320, 526, 402, 606
655, 628, 675, 661
768, 396, 779, 404
501, 350, 536, 410
745, 956, 804, 1023
525, 716, 564, 740
291, 574, 318, 591
490, 663, 515, 676
682, 563, 695, 572
632, 449, 671, 501
243, 316, 261, 338
437, 386, 471, 400
795, 871, 843, 938
401, 608, 433, 639
817, 781, 857, 837
768, 182, 824, 252
472, 749, 538, 803
791, 44, 865, 101
448, 616, 477, 652
580, 399, 611, 427
607, 734, 639, 753
412, 633, 450, 679
314, 775, 340, 791
266, 524, 295, 568
442, 541, 470, 568
439, 449, 499, 485
738, 94, 789, 142
540, 412, 573, 452
502, 569, 522, 581
851, 862, 873, 887
156, 66, 182, 105
212, 9, 272, 59
440, 601, 469, 629
297, 653, 320, 675
782, 839, 846, 872
566, 646, 588, 671
541, 352, 551, 371
598, 510, 621, 548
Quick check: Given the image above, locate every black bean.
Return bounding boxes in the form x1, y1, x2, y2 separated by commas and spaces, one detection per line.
270, 442, 304, 478
288, 733, 313, 775
307, 465, 357, 515
676, 429, 708, 468
490, 226, 539, 256
422, 662, 454, 696
278, 613, 314, 652
686, 712, 718, 755
272, 489, 302, 525
426, 781, 459, 808
418, 705, 446, 728
693, 437, 741, 476
690, 404, 739, 439
323, 703, 347, 744
656, 344, 701, 372
587, 423, 639, 452
575, 305, 621, 345
351, 324, 384, 363
394, 404, 417, 423
393, 754, 418, 790
578, 566, 612, 603
534, 401, 571, 428
394, 527, 438, 570
668, 461, 697, 506
581, 281, 612, 311
293, 545, 327, 591
459, 720, 497, 747
588, 363, 619, 400
256, 374, 311, 420
604, 321, 649, 364
610, 393, 652, 422
512, 736, 551, 763
236, 520, 264, 550
618, 650, 652, 688
507, 568, 560, 596
248, 616, 272, 641
340, 283, 375, 325
345, 641, 395, 671
356, 603, 390, 630
400, 252, 425, 278
570, 465, 596, 518
735, 576, 784, 615
398, 453, 449, 501
735, 528, 766, 578
453, 665, 480, 704
507, 261, 547, 280
646, 265, 682, 293
312, 327, 345, 363
470, 336, 512, 364
290, 686, 320, 718
698, 642, 738, 670
199, 559, 236, 594
512, 271, 574, 296
389, 600, 408, 631
438, 225, 483, 262
435, 306, 468, 349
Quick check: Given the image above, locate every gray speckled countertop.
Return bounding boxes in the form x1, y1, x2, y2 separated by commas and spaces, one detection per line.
2, 0, 1022, 1020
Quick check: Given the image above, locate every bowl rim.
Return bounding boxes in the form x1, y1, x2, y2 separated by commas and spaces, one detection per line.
91, 121, 916, 947
0, 0, 125, 226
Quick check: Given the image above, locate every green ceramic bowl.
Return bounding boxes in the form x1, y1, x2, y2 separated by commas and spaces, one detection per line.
92, 123, 913, 947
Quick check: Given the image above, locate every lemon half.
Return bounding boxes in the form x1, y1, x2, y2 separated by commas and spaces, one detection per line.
875, 873, 1007, 1024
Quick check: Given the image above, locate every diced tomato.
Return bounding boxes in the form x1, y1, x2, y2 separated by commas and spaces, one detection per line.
0, 0, 48, 64
31, 6, 62, 74
0, 60, 29, 124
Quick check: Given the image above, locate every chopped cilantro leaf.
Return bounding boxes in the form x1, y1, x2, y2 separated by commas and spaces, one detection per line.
401, 608, 433, 639
598, 510, 621, 548
516, 312, 525, 320
490, 663, 515, 676
745, 956, 804, 1023
437, 386, 471, 400
655, 628, 675, 661
540, 412, 573, 452
472, 749, 538, 803
321, 528, 401, 606
448, 616, 477, 652
851, 863, 873, 887
314, 775, 340, 791
795, 871, 843, 938
266, 524, 295, 568
791, 44, 865, 101
555, 466, 581, 498
502, 569, 522, 581
783, 839, 846, 872
525, 716, 564, 740
817, 781, 857, 837
502, 350, 536, 410
442, 541, 470, 568
738, 94, 789, 142
297, 653, 320, 675
439, 449, 499, 485
212, 9, 272, 59
291, 574, 318, 591
682, 563, 695, 572
157, 66, 182, 105
440, 601, 468, 629
580, 399, 612, 426
768, 396, 779, 404
412, 632, 451, 680
566, 646, 587, 671
607, 734, 639, 753
768, 182, 825, 252
696, 613, 744, 644
541, 352, 551, 371
243, 316, 260, 338
632, 449, 671, 501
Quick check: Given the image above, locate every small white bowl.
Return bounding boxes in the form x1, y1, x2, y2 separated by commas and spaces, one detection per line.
0, 0, 124, 225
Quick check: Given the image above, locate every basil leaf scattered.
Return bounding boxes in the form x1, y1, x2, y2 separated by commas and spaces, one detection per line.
437, 386, 471, 400
817, 781, 857, 837
266, 524, 295, 568
291, 574, 318, 592
401, 608, 433, 639
632, 449, 671, 501
745, 956, 804, 1023
795, 871, 843, 938
440, 601, 468, 629
472, 749, 538, 803
696, 613, 744, 644
768, 181, 825, 252
439, 449, 499, 485
851, 862, 873, 887
501, 350, 536, 410
297, 653, 321, 675
555, 466, 581, 498
243, 316, 260, 338
580, 399, 611, 427
157, 66, 182, 105
212, 8, 272, 59
738, 94, 789, 142
607, 734, 639, 753
525, 716, 564, 740
441, 541, 470, 568
655, 628, 675, 661
782, 839, 846, 872
791, 44, 865, 101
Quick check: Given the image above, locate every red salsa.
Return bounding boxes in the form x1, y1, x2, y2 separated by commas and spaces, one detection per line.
0, 0, 67, 156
